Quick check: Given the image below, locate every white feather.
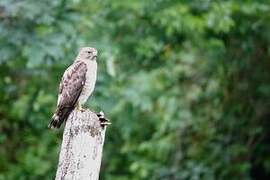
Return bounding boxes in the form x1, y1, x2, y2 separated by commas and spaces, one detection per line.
78, 60, 97, 105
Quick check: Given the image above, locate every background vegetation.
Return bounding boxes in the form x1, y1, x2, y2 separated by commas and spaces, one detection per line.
0, 0, 270, 179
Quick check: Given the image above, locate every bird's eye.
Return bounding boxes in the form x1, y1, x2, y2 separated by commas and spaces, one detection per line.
87, 51, 91, 54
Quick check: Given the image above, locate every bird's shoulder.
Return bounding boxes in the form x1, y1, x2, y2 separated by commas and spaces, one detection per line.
59, 61, 87, 93
64, 61, 87, 77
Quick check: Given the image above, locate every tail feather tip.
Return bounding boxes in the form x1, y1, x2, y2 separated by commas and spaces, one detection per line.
48, 114, 60, 129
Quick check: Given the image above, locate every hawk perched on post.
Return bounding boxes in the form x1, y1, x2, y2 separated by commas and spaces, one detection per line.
48, 47, 98, 128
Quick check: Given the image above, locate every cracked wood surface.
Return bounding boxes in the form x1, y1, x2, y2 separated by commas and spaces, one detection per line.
55, 109, 106, 180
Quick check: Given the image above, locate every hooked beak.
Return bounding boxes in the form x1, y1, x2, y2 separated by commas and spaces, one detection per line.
88, 55, 97, 60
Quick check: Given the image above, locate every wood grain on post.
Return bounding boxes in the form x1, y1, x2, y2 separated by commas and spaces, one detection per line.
55, 109, 107, 180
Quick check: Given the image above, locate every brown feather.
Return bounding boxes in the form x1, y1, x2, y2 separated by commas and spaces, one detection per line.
48, 61, 87, 128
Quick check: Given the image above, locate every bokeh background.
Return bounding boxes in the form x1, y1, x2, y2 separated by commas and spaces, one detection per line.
1, 0, 270, 179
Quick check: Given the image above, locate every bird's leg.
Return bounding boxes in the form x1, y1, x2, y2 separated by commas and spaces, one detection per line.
76, 103, 85, 112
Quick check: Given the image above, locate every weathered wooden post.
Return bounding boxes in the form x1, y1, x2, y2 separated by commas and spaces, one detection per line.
55, 109, 109, 180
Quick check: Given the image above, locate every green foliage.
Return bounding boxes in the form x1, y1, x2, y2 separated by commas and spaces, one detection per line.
0, 0, 270, 179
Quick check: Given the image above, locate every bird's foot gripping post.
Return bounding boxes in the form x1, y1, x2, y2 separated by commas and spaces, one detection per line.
76, 103, 86, 112
55, 109, 109, 180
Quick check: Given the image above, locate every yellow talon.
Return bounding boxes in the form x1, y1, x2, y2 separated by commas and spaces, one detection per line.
76, 103, 85, 112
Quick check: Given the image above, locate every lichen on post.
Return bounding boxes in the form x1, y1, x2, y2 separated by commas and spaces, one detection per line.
55, 109, 107, 180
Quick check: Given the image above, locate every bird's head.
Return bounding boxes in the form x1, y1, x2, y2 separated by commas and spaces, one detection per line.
76, 47, 98, 61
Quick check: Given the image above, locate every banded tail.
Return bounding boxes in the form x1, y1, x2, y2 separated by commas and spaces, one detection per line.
48, 107, 73, 128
